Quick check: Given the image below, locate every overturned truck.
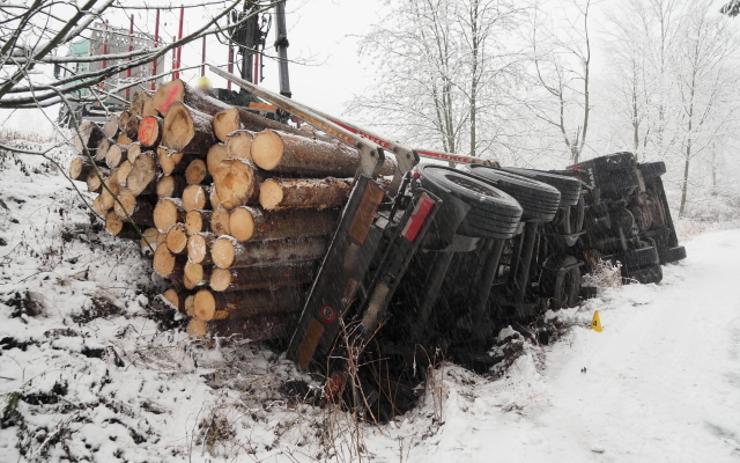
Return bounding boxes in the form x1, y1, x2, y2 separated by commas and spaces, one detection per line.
69, 69, 685, 420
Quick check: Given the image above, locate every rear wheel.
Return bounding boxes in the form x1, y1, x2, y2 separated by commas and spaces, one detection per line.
469, 166, 561, 222
500, 167, 583, 207
541, 255, 582, 309
420, 166, 523, 240
659, 245, 686, 264
620, 245, 660, 270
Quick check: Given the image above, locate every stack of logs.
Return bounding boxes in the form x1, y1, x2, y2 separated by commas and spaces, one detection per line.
68, 79, 396, 341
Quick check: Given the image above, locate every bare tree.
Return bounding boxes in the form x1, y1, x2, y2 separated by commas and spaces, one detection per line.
530, 0, 591, 164
673, 0, 736, 216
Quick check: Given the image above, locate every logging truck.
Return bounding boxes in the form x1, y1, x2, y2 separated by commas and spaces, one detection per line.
68, 61, 685, 418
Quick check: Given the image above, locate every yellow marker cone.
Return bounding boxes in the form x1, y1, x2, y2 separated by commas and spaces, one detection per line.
591, 310, 603, 332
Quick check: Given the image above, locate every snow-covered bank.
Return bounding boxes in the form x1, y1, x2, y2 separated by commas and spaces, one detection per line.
1, 146, 738, 462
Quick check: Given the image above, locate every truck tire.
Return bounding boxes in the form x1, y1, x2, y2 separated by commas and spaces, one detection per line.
623, 264, 663, 284
541, 255, 581, 309
659, 245, 686, 264
639, 161, 666, 180
620, 245, 660, 269
420, 166, 523, 240
501, 167, 582, 207
469, 166, 561, 222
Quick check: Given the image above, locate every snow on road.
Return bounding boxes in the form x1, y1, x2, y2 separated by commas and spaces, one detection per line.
367, 229, 740, 462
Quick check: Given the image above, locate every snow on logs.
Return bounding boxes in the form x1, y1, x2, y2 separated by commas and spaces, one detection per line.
66, 79, 396, 342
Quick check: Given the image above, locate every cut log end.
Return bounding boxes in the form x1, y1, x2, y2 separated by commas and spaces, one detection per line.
127, 142, 141, 164
187, 233, 209, 264
165, 223, 188, 254
105, 211, 124, 236
185, 210, 204, 235
226, 130, 254, 162
112, 188, 137, 219
193, 289, 217, 321
209, 267, 232, 292
105, 144, 124, 169
153, 245, 177, 277
182, 184, 207, 211
258, 179, 283, 210
153, 198, 181, 233
185, 159, 208, 185
116, 160, 133, 187
251, 130, 284, 171
153, 79, 185, 115
228, 206, 256, 242
184, 261, 205, 287
211, 237, 236, 269
140, 227, 160, 253
162, 102, 195, 151
138, 116, 161, 148
206, 143, 229, 176
127, 151, 157, 196
162, 288, 180, 311
211, 207, 231, 236
213, 107, 241, 142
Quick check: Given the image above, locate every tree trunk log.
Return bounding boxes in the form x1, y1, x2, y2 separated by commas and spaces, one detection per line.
113, 189, 155, 225
153, 245, 185, 278
165, 222, 189, 254
153, 197, 186, 233
68, 156, 96, 180
192, 287, 303, 321
205, 314, 298, 341
161, 102, 215, 153
102, 113, 119, 139
258, 177, 352, 210
226, 129, 254, 162
127, 142, 141, 164
156, 174, 187, 198
73, 120, 105, 155
140, 227, 163, 254
252, 129, 397, 177
138, 116, 162, 148
229, 207, 337, 242
185, 209, 211, 235
210, 235, 327, 269
206, 143, 229, 176
185, 158, 209, 185
115, 160, 133, 187
182, 184, 209, 211
209, 261, 317, 292
104, 211, 140, 239
186, 233, 214, 265
213, 159, 259, 210
105, 144, 126, 169
126, 150, 157, 196
94, 137, 110, 163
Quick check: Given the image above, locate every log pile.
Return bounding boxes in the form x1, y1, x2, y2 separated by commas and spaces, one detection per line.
68, 79, 396, 342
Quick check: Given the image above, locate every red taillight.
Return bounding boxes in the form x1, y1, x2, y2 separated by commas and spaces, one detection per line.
402, 193, 436, 242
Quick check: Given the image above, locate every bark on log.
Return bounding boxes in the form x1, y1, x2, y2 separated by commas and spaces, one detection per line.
229, 207, 337, 242
185, 158, 209, 185
162, 102, 215, 153
156, 174, 187, 198
127, 151, 157, 196
209, 261, 317, 292
251, 129, 397, 177
258, 177, 352, 211
210, 235, 328, 269
138, 116, 162, 148
192, 287, 303, 322
213, 159, 259, 210
153, 197, 186, 233
226, 129, 253, 162
165, 223, 189, 254
206, 314, 298, 341
182, 184, 209, 211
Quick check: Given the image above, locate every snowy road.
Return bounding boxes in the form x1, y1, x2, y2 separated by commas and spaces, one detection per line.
373, 229, 740, 462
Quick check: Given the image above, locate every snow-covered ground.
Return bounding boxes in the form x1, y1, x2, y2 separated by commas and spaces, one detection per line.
1, 141, 739, 462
